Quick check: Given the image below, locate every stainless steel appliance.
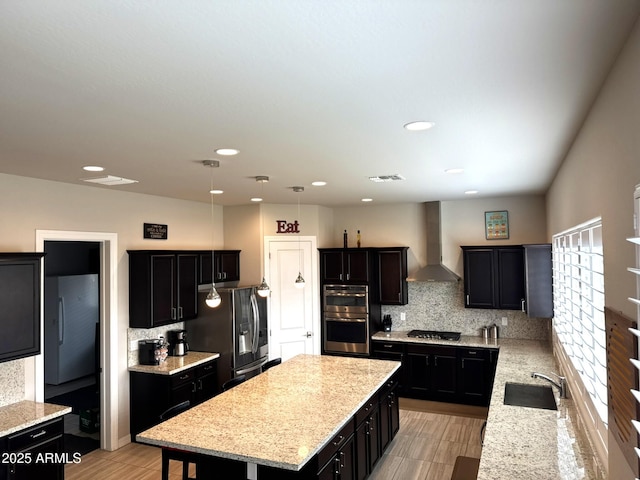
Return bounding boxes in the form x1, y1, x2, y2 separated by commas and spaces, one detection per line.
44, 274, 99, 385
167, 329, 189, 356
187, 286, 268, 387
323, 284, 370, 355
407, 330, 461, 341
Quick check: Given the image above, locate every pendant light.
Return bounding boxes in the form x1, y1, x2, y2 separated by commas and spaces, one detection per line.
255, 176, 270, 298
203, 160, 221, 308
293, 186, 305, 288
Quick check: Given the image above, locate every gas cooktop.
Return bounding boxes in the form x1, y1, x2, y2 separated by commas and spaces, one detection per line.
407, 330, 461, 341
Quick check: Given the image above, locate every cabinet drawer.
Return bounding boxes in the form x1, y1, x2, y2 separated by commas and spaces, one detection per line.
407, 344, 457, 357
196, 360, 216, 377
372, 342, 404, 354
7, 418, 63, 451
316, 420, 354, 470
458, 348, 490, 360
355, 396, 379, 426
171, 370, 196, 388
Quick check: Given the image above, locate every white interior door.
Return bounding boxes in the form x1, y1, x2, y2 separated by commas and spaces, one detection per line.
266, 236, 319, 361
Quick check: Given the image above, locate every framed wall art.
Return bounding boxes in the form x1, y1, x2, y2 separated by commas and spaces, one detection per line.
485, 211, 509, 240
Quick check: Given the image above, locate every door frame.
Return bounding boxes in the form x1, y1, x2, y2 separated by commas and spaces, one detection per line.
264, 236, 321, 356
30, 230, 119, 451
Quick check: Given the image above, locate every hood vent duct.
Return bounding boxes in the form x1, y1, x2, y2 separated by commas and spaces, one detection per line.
409, 201, 460, 282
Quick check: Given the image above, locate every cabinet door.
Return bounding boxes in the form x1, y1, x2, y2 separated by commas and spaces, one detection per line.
345, 251, 369, 283
7, 435, 64, 480
338, 433, 356, 480
318, 456, 339, 480
496, 247, 524, 309
215, 251, 240, 282
195, 362, 219, 403
405, 351, 430, 396
463, 249, 495, 308
321, 251, 346, 283
377, 249, 408, 305
458, 349, 489, 406
149, 254, 176, 326
366, 407, 381, 472
524, 244, 553, 318
431, 350, 457, 400
177, 253, 198, 321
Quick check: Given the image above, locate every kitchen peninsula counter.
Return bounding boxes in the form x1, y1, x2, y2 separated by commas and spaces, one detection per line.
372, 331, 600, 479
128, 351, 220, 375
0, 400, 71, 437
137, 354, 400, 475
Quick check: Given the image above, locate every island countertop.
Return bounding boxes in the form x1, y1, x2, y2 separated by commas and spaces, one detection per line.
136, 353, 400, 471
372, 331, 600, 479
0, 400, 71, 437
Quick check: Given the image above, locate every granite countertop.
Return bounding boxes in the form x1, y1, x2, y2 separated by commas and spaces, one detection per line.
372, 331, 599, 479
0, 400, 71, 437
128, 351, 220, 375
137, 353, 400, 471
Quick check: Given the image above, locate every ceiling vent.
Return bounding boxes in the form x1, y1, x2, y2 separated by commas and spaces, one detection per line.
82, 175, 139, 186
369, 174, 405, 183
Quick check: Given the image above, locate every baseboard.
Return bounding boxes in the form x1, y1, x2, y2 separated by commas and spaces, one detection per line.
399, 397, 488, 419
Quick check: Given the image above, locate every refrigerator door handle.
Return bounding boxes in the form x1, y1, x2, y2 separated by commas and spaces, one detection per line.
250, 293, 259, 354
58, 297, 65, 346
236, 358, 268, 376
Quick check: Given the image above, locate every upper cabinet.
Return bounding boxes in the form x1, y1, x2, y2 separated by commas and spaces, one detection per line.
319, 249, 370, 284
461, 245, 553, 317
128, 251, 199, 328
198, 250, 241, 285
0, 253, 45, 363
377, 247, 408, 305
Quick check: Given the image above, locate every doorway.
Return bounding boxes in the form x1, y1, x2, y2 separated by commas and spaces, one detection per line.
265, 236, 320, 360
43, 241, 101, 454
33, 230, 119, 452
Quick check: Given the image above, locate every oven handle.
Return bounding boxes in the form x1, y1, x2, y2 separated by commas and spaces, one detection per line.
324, 292, 367, 297
324, 317, 367, 323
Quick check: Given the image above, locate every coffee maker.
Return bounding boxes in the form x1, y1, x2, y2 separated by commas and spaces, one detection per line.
168, 329, 189, 356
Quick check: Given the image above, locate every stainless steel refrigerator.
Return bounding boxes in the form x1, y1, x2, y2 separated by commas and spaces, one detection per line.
187, 286, 268, 388
44, 274, 99, 385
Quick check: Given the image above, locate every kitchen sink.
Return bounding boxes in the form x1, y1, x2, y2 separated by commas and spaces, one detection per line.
503, 382, 557, 410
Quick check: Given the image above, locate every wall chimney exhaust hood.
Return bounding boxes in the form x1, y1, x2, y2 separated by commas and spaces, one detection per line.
408, 201, 460, 282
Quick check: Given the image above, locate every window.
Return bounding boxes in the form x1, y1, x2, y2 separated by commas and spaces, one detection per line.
552, 219, 607, 425
629, 185, 640, 463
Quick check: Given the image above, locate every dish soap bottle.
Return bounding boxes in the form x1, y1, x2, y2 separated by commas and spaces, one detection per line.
356, 230, 361, 248
343, 230, 348, 248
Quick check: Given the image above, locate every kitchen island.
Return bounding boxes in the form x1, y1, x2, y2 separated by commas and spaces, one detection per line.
372, 331, 601, 479
137, 354, 400, 479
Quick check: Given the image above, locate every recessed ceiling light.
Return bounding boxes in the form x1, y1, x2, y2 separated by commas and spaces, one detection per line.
215, 148, 239, 156
210, 189, 223, 195
465, 190, 479, 195
251, 197, 263, 202
445, 168, 464, 174
312, 181, 327, 186
404, 121, 435, 131
83, 165, 104, 172
361, 198, 373, 202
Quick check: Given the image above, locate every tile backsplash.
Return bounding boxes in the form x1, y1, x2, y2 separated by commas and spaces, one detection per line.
381, 281, 550, 340
0, 358, 26, 407
127, 321, 186, 366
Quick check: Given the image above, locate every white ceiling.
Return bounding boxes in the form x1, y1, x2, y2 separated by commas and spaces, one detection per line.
1, 1, 639, 206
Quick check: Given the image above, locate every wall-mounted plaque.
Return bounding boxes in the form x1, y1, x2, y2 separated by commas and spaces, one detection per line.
144, 223, 168, 240
485, 211, 509, 240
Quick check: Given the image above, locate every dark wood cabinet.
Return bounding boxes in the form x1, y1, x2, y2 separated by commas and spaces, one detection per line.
405, 344, 457, 402
523, 244, 553, 318
378, 377, 399, 453
462, 244, 553, 317
129, 360, 218, 439
0, 253, 44, 363
355, 400, 380, 480
462, 246, 524, 310
317, 423, 356, 480
320, 249, 370, 284
198, 250, 241, 285
458, 348, 492, 406
376, 248, 408, 305
128, 251, 199, 328
2, 417, 64, 480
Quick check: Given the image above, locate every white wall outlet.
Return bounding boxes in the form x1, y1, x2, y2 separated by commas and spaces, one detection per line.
501, 317, 508, 326
400, 312, 406, 321
130, 340, 139, 351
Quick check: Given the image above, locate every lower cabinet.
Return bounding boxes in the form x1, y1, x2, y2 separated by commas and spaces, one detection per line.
258, 375, 399, 480
1, 417, 65, 480
129, 360, 218, 439
372, 341, 499, 407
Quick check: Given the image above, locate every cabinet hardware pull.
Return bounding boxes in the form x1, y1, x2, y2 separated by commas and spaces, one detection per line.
180, 374, 189, 380
461, 359, 465, 369
192, 382, 197, 393
340, 451, 345, 468
521, 299, 526, 312
178, 306, 183, 319
171, 308, 177, 320
466, 294, 469, 305
30, 429, 47, 439
198, 379, 203, 390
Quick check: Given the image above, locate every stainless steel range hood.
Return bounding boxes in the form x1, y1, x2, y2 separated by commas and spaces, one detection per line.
408, 201, 460, 282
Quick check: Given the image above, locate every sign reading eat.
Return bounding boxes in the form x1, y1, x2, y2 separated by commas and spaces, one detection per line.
276, 220, 300, 234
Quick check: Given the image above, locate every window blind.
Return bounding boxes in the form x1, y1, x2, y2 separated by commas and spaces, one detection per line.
553, 219, 607, 425
628, 184, 640, 471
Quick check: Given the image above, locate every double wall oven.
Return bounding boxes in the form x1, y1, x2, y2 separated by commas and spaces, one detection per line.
323, 284, 371, 355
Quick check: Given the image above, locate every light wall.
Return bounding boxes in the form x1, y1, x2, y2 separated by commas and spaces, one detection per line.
546, 18, 640, 479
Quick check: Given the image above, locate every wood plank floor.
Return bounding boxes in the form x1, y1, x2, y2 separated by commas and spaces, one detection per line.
65, 400, 487, 480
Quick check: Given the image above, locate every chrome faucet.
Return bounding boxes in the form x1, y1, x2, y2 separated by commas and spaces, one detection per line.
531, 372, 567, 399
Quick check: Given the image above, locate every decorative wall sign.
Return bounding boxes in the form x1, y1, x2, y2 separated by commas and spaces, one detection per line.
275, 220, 300, 234
144, 223, 168, 240
485, 211, 509, 240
